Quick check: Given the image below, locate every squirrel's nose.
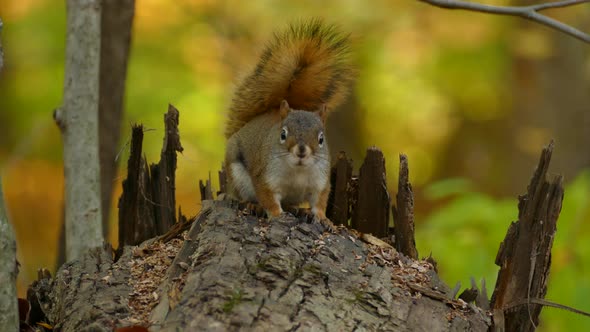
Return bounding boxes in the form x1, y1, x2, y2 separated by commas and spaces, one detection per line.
296, 144, 307, 158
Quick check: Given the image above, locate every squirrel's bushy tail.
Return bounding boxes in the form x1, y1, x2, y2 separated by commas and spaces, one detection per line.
225, 18, 354, 138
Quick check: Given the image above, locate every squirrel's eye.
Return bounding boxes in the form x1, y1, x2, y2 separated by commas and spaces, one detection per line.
318, 132, 324, 147
280, 127, 288, 143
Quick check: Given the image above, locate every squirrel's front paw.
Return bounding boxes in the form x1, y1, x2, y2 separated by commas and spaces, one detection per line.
242, 202, 265, 217
266, 208, 291, 220
320, 218, 336, 233
311, 214, 336, 233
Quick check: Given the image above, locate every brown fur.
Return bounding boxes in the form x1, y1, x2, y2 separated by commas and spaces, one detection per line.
254, 180, 282, 217
225, 18, 354, 139
314, 185, 331, 218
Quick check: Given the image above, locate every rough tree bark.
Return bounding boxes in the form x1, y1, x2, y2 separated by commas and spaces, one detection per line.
326, 152, 353, 226
54, 0, 103, 261
0, 176, 18, 332
98, 0, 135, 239
1, 25, 19, 330
28, 200, 491, 331
351, 147, 390, 237
392, 154, 418, 260
117, 125, 157, 248
150, 105, 183, 233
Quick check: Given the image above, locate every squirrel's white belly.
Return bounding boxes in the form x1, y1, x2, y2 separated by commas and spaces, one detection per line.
267, 162, 328, 206
229, 156, 329, 208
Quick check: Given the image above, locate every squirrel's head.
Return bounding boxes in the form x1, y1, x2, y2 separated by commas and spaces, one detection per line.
277, 100, 328, 167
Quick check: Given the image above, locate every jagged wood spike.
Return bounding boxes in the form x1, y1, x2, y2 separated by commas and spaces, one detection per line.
392, 154, 418, 259
490, 141, 563, 332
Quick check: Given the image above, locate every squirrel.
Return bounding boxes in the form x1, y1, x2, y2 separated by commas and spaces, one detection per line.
224, 19, 354, 222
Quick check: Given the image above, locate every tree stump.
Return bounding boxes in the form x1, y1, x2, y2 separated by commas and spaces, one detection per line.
28, 201, 490, 331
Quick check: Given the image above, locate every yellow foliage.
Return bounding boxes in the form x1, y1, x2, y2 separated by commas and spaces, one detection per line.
4, 160, 63, 296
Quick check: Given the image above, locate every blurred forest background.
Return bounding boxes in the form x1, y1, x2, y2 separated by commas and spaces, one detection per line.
0, 0, 589, 330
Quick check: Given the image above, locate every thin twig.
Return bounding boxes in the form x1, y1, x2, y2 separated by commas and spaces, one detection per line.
506, 298, 590, 318
418, 0, 590, 44
530, 0, 590, 11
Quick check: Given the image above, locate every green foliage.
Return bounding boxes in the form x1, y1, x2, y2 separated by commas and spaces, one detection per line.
423, 177, 473, 199
418, 172, 590, 331
0, 2, 66, 159
417, 178, 516, 289
429, 40, 510, 121
542, 170, 590, 331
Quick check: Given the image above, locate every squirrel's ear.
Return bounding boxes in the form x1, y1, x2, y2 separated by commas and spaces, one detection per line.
279, 100, 290, 119
316, 104, 328, 124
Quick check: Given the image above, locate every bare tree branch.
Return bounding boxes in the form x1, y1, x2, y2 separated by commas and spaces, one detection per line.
419, 0, 590, 44
528, 0, 589, 11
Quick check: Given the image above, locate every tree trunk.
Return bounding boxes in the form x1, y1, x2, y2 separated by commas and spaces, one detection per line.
29, 200, 490, 331
55, 0, 103, 261
98, 0, 135, 239
1, 25, 19, 330
0, 18, 4, 71
0, 177, 18, 332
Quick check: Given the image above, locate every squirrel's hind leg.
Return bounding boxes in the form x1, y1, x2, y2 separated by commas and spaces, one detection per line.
225, 135, 257, 201
227, 162, 256, 201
